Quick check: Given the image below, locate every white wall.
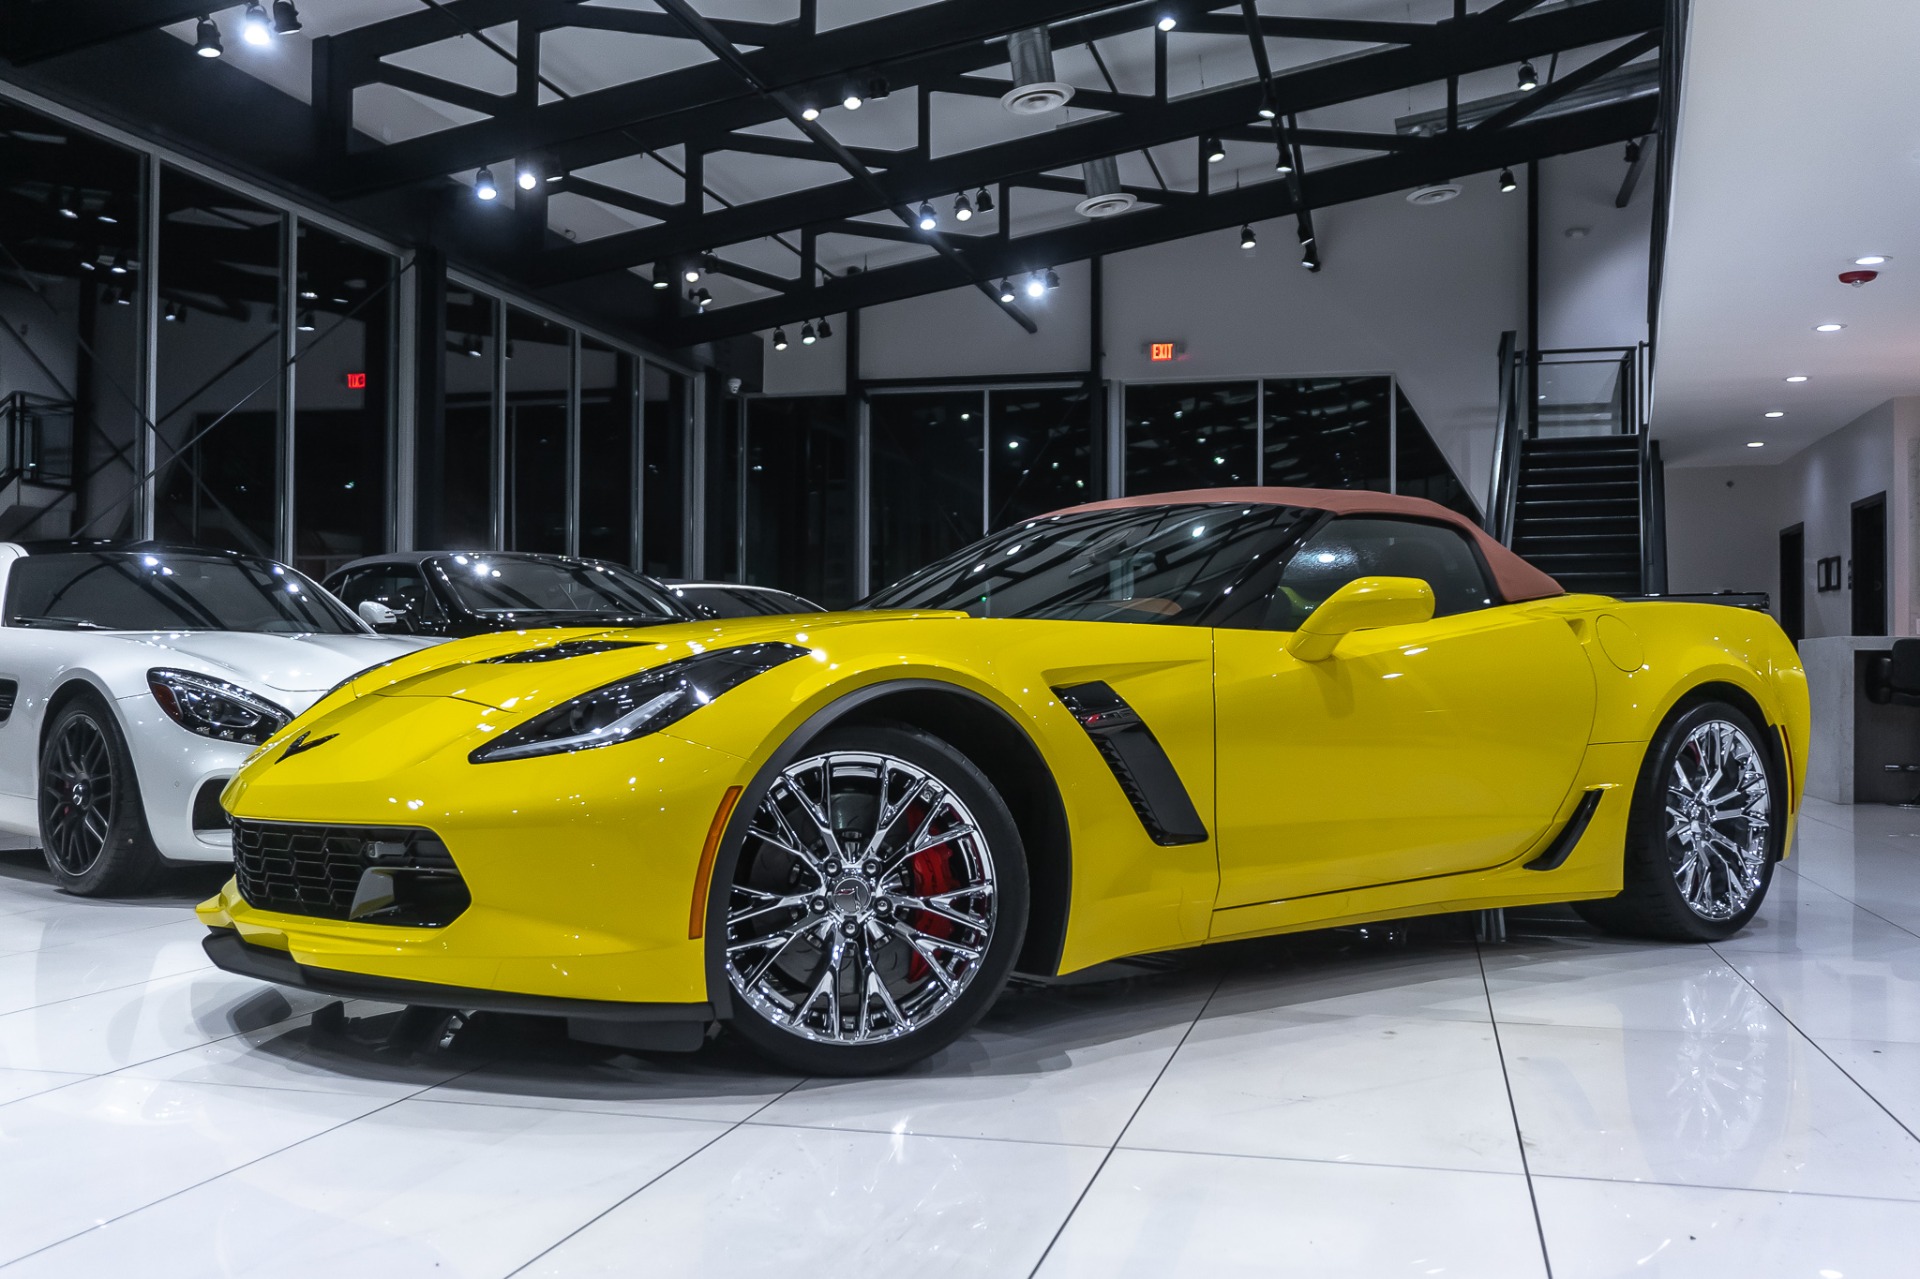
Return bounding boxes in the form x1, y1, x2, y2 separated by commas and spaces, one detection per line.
1537, 145, 1654, 352
1665, 396, 1920, 637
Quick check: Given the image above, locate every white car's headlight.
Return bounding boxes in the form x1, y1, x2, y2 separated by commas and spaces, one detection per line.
148, 668, 294, 746
470, 642, 809, 764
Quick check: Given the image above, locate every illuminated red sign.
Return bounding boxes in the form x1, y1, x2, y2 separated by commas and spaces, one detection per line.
1149, 343, 1176, 362
345, 372, 368, 389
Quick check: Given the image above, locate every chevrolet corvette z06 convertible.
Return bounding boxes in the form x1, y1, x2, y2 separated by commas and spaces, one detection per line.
199, 489, 1808, 1073
0, 543, 437, 895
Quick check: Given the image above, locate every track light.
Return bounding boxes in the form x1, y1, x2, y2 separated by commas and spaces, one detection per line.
800, 321, 818, 345
772, 328, 789, 351
194, 15, 223, 57
1518, 60, 1539, 91
1044, 269, 1061, 291
56, 190, 77, 219
917, 202, 938, 231
1624, 139, 1643, 164
954, 193, 973, 222
109, 254, 128, 275
684, 261, 703, 283
693, 287, 712, 308
1025, 274, 1046, 299
296, 311, 317, 332
464, 334, 483, 358
1258, 86, 1277, 120
1157, 15, 1178, 32
843, 91, 863, 110
1275, 149, 1294, 175
974, 187, 994, 214
473, 166, 498, 200
1204, 136, 1226, 164
801, 105, 820, 121
998, 280, 1016, 303
1499, 167, 1517, 193
271, 1, 302, 35
516, 160, 540, 191
241, 2, 272, 46
1239, 225, 1257, 249
817, 317, 833, 339
650, 266, 670, 290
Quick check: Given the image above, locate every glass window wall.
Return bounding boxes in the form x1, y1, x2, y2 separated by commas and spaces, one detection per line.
1262, 377, 1390, 493
987, 386, 1093, 528
869, 391, 984, 594
1124, 382, 1258, 494
744, 396, 855, 607
291, 223, 394, 578
153, 168, 284, 555
643, 363, 688, 578
578, 336, 636, 564
704, 386, 743, 581
504, 307, 569, 553
434, 287, 496, 549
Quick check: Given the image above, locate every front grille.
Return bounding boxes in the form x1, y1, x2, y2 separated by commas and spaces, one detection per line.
232, 820, 470, 927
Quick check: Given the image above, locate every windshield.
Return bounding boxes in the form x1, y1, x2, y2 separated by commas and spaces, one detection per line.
4, 551, 363, 634
430, 555, 689, 620
865, 503, 1315, 624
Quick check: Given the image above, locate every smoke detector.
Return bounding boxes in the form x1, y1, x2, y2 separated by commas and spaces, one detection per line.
1405, 183, 1461, 206
1001, 28, 1075, 115
1839, 269, 1879, 287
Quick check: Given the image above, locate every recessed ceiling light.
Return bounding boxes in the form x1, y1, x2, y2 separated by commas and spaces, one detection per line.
1854, 255, 1888, 266
1814, 323, 1845, 332
1785, 375, 1809, 382
1747, 441, 1765, 448
1764, 411, 1784, 418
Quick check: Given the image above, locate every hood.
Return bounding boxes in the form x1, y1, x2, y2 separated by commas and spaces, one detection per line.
119, 631, 440, 695
342, 610, 963, 714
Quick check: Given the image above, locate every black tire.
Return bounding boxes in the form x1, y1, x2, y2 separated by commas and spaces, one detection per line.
1574, 698, 1780, 942
38, 691, 162, 897
716, 723, 1029, 1075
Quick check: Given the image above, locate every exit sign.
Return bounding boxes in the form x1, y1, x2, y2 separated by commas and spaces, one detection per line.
344, 372, 368, 389
1147, 341, 1183, 362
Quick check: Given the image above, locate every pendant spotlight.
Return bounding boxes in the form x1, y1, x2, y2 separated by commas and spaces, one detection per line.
109, 254, 128, 275
271, 1, 302, 35
473, 166, 499, 200
1517, 60, 1539, 91
1044, 269, 1062, 291
998, 280, 1017, 303
296, 311, 317, 332
1498, 167, 1518, 193
953, 193, 974, 222
194, 15, 224, 57
684, 258, 703, 283
800, 105, 820, 121
55, 190, 78, 219
817, 318, 833, 339
1624, 139, 1643, 164
1157, 15, 1178, 32
1204, 136, 1226, 164
650, 266, 670, 290
241, 2, 272, 46
1275, 149, 1294, 175
917, 202, 939, 231
800, 321, 818, 346
1258, 85, 1277, 120
772, 328, 789, 351
1025, 273, 1047, 299
692, 287, 713, 308
974, 187, 994, 214
1240, 225, 1257, 250
516, 159, 540, 191
842, 86, 863, 110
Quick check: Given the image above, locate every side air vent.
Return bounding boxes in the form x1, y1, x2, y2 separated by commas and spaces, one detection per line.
1054, 682, 1208, 846
0, 679, 16, 723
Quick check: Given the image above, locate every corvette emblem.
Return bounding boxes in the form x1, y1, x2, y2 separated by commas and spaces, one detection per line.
280, 730, 338, 761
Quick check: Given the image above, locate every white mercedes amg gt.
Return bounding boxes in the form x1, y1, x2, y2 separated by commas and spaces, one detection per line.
0, 542, 439, 896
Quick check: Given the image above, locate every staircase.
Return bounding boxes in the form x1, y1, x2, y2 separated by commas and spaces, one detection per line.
1510, 436, 1644, 596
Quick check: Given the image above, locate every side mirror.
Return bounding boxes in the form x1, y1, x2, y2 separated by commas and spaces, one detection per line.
356, 599, 410, 633
1285, 576, 1434, 662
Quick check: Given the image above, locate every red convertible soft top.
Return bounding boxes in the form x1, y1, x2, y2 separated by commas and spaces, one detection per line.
1049, 487, 1565, 605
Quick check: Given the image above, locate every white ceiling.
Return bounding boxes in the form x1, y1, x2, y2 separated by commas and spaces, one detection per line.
1653, 0, 1920, 466
168, 1, 1642, 313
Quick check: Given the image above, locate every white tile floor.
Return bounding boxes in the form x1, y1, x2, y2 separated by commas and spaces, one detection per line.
1, 799, 1917, 1277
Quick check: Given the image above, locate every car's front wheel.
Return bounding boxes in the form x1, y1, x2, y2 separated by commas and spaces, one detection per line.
38, 692, 162, 896
1575, 698, 1780, 941
718, 724, 1028, 1074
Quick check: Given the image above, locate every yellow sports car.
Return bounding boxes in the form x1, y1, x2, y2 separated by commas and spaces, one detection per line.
199, 489, 1808, 1073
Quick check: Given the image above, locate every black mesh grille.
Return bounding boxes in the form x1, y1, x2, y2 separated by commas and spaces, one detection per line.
232, 820, 468, 926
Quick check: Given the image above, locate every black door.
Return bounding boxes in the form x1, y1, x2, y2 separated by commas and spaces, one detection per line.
1779, 523, 1804, 644
1852, 493, 1887, 637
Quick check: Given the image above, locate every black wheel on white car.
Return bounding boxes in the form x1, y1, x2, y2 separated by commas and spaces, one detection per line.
718, 724, 1028, 1075
38, 691, 162, 896
1575, 698, 1780, 942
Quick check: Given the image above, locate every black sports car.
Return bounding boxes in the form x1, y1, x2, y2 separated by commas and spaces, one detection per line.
324, 551, 693, 637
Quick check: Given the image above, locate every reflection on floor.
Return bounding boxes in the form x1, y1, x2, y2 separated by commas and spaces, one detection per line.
1, 800, 1918, 1276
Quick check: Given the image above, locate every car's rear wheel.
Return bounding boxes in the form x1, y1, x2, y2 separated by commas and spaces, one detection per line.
38, 693, 161, 897
718, 724, 1028, 1075
1575, 699, 1778, 942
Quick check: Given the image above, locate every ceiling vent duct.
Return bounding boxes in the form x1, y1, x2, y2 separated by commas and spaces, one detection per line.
1001, 27, 1074, 115
1075, 155, 1136, 218
1406, 182, 1462, 206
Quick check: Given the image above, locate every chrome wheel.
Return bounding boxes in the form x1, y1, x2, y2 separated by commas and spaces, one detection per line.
1664, 719, 1771, 922
40, 712, 116, 876
725, 751, 999, 1045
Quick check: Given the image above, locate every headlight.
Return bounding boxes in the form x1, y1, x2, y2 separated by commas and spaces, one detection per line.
148, 668, 294, 745
471, 642, 808, 764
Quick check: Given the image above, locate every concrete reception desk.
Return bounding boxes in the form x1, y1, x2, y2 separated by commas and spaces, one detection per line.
1801, 635, 1920, 804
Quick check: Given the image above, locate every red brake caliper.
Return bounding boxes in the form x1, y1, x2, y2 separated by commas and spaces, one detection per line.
902, 803, 960, 983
